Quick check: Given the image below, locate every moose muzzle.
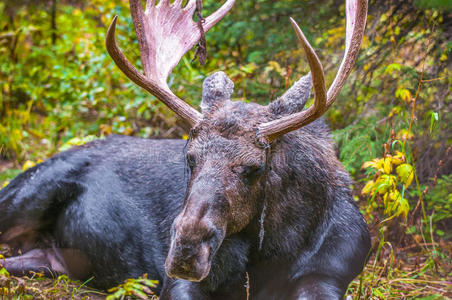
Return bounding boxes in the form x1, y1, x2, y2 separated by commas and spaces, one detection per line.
165, 211, 227, 282
165, 238, 212, 282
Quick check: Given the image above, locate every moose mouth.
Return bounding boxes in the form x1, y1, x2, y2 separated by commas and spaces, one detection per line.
165, 241, 213, 282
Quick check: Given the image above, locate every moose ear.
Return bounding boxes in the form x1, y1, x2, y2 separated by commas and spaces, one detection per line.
268, 73, 313, 116
201, 71, 234, 113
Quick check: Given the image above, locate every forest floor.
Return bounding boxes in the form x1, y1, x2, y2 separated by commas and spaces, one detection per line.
0, 236, 451, 299
0, 160, 15, 175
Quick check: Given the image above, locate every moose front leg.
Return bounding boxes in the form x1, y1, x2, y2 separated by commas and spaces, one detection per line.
2, 249, 61, 277
282, 274, 347, 300
1, 248, 91, 280
159, 278, 211, 300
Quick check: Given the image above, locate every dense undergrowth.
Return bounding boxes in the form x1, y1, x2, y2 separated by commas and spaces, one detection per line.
0, 0, 451, 298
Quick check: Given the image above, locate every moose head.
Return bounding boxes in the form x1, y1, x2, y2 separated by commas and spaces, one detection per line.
106, 0, 367, 282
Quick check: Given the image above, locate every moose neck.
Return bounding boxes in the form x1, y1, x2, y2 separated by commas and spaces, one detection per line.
248, 122, 340, 259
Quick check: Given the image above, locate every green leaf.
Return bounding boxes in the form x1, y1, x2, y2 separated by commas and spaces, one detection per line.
59, 135, 100, 152
406, 225, 417, 234
0, 267, 10, 277
436, 229, 444, 236
247, 51, 264, 64
384, 63, 402, 75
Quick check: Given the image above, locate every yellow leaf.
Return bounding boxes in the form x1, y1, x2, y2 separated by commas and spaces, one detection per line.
362, 161, 375, 169
395, 87, 412, 102
361, 35, 370, 49
383, 157, 393, 174
376, 159, 385, 172
389, 189, 401, 201
123, 128, 134, 136
59, 135, 98, 152
22, 160, 36, 171
383, 192, 389, 206
267, 61, 282, 73
0, 181, 9, 189
362, 158, 383, 170
396, 197, 410, 218
100, 124, 113, 135
361, 180, 375, 195
376, 174, 397, 195
392, 151, 405, 165
396, 164, 414, 187
396, 129, 414, 141
182, 134, 189, 140
375, 180, 387, 195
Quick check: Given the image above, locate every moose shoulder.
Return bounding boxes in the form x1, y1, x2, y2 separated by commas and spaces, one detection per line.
0, 0, 371, 299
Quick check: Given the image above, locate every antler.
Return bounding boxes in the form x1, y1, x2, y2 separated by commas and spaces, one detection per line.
257, 0, 368, 142
106, 0, 235, 126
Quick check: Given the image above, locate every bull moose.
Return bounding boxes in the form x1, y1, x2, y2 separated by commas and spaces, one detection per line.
0, 0, 370, 298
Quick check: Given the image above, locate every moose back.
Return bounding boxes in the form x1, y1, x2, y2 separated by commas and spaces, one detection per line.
0, 0, 371, 299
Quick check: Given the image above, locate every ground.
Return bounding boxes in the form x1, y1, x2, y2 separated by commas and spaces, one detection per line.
1, 234, 450, 299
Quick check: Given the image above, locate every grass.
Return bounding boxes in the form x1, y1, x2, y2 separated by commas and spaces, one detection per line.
1, 248, 450, 299
0, 272, 106, 299
0, 169, 20, 184
348, 253, 452, 299
1, 243, 450, 299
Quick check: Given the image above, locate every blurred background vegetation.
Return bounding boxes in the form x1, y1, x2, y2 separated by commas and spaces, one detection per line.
0, 0, 450, 298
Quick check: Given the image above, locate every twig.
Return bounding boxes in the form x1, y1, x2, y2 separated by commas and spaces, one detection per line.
245, 272, 250, 300
192, 0, 207, 66
403, 21, 436, 235
421, 77, 445, 83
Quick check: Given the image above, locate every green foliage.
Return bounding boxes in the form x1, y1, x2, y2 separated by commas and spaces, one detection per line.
0, 168, 20, 183
0, 0, 185, 161
106, 274, 158, 300
424, 174, 452, 238
332, 119, 386, 176
415, 0, 452, 11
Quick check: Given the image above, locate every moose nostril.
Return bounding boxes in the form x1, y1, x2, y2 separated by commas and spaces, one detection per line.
165, 238, 213, 281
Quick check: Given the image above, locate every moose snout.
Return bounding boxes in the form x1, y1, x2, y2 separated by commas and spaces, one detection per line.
165, 240, 212, 282
165, 185, 228, 282
165, 213, 226, 282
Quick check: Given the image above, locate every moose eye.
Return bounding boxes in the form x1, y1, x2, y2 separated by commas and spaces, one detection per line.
232, 165, 265, 184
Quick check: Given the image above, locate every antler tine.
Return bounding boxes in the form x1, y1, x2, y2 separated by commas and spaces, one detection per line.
129, 0, 152, 81
145, 0, 156, 12
327, 0, 368, 105
172, 0, 183, 7
106, 0, 235, 126
257, 0, 368, 143
106, 16, 202, 126
256, 18, 327, 142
